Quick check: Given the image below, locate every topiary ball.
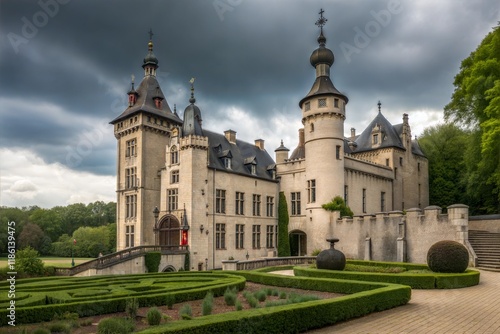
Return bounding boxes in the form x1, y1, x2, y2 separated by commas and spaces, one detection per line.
427, 240, 469, 273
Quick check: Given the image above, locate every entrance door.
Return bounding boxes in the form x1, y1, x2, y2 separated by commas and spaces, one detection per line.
159, 215, 180, 247
289, 230, 307, 256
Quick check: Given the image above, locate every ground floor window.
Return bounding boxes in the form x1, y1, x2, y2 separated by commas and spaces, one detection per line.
252, 225, 261, 249
235, 224, 244, 249
266, 225, 275, 248
216, 223, 226, 249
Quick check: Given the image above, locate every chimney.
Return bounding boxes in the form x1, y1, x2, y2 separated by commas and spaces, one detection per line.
350, 128, 356, 140
224, 130, 236, 144
255, 139, 265, 150
298, 128, 305, 146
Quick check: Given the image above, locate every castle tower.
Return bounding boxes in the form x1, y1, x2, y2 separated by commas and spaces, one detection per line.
299, 10, 348, 210
111, 32, 182, 251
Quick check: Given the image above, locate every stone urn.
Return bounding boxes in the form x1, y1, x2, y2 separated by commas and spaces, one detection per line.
316, 238, 346, 270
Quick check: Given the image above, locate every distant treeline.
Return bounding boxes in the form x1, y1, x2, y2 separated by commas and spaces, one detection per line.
0, 201, 116, 257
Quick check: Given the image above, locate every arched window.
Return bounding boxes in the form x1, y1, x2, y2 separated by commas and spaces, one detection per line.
158, 215, 180, 247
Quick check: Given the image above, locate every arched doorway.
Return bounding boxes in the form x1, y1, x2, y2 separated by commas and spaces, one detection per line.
161, 265, 176, 272
158, 215, 180, 247
289, 230, 307, 256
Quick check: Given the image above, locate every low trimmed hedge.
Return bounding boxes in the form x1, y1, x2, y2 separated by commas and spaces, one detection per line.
0, 272, 245, 325
295, 260, 480, 289
136, 271, 411, 334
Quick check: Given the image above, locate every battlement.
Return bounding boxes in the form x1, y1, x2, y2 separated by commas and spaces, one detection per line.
180, 135, 209, 150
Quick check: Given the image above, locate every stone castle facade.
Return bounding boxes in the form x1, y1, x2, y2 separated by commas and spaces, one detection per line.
110, 23, 428, 270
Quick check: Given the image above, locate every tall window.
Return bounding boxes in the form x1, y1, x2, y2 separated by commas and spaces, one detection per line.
252, 225, 261, 249
235, 192, 244, 215
223, 157, 232, 169
170, 170, 179, 184
235, 224, 244, 249
125, 225, 134, 248
266, 225, 274, 248
381, 192, 386, 212
266, 196, 274, 217
291, 192, 301, 215
362, 188, 367, 213
167, 189, 178, 211
125, 167, 136, 188
216, 223, 226, 249
216, 189, 226, 214
125, 194, 137, 218
344, 185, 348, 206
170, 146, 179, 164
125, 138, 137, 157
336, 145, 341, 159
252, 194, 261, 216
307, 180, 316, 203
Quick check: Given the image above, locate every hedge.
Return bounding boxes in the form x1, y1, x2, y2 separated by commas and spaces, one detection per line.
145, 252, 162, 273
0, 272, 245, 325
295, 261, 480, 289
136, 271, 411, 334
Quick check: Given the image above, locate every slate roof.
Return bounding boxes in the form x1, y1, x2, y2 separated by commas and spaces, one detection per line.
299, 76, 348, 107
353, 112, 405, 153
349, 111, 426, 157
110, 75, 182, 125
204, 130, 276, 181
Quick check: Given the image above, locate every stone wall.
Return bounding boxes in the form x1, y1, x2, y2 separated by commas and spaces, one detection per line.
331, 204, 473, 265
469, 215, 500, 233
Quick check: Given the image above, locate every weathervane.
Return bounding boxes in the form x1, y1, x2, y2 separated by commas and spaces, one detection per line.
315, 8, 327, 32
189, 77, 196, 103
378, 100, 382, 113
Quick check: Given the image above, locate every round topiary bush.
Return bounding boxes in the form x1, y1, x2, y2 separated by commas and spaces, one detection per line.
427, 240, 469, 273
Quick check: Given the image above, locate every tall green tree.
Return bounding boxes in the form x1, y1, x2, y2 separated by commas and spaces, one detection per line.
419, 124, 470, 208
277, 192, 291, 257
444, 24, 500, 213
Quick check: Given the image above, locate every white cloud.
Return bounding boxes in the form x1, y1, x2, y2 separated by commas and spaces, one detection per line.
0, 148, 115, 208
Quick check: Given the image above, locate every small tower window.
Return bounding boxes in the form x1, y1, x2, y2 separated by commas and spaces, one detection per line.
336, 145, 341, 159
304, 101, 311, 111
318, 98, 327, 108
170, 146, 179, 165
334, 98, 339, 108
310, 123, 314, 132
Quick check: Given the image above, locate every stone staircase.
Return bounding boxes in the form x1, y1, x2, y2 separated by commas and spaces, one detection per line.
469, 230, 500, 271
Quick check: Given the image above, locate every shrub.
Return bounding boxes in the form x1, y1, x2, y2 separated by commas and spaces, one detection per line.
16, 247, 44, 277
265, 288, 273, 296
224, 287, 237, 306
272, 289, 279, 296
179, 304, 192, 320
125, 298, 138, 319
322, 196, 354, 217
97, 317, 134, 334
254, 290, 267, 302
48, 321, 71, 333
165, 294, 175, 310
277, 192, 291, 256
33, 329, 50, 334
144, 252, 161, 273
146, 307, 162, 326
427, 240, 469, 273
235, 299, 243, 311
279, 291, 287, 299
184, 252, 190, 271
202, 292, 214, 316
311, 249, 322, 256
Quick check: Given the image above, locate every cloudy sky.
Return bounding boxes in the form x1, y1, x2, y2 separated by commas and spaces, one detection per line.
0, 0, 498, 208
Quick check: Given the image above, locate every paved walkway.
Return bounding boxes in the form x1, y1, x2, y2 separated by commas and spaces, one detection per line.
272, 270, 500, 334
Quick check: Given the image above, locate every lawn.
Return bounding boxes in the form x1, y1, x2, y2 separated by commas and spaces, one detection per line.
0, 257, 95, 268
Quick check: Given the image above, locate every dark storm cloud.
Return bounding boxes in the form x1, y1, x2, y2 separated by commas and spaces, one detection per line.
1, 0, 498, 177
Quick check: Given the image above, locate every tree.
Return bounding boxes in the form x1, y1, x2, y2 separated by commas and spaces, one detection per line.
419, 124, 469, 208
277, 192, 291, 257
322, 196, 353, 217
444, 24, 500, 213
18, 223, 48, 253
72, 225, 112, 257
16, 247, 44, 277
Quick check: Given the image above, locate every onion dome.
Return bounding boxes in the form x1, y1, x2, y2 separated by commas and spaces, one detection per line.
309, 31, 334, 67
143, 40, 158, 68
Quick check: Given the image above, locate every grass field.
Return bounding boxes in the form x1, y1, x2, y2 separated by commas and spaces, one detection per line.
0, 257, 95, 268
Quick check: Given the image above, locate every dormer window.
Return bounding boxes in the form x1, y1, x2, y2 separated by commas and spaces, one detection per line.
223, 157, 232, 169
373, 134, 379, 144
244, 156, 257, 175
251, 164, 256, 175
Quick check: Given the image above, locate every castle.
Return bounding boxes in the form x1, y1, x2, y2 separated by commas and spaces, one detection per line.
110, 16, 428, 270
